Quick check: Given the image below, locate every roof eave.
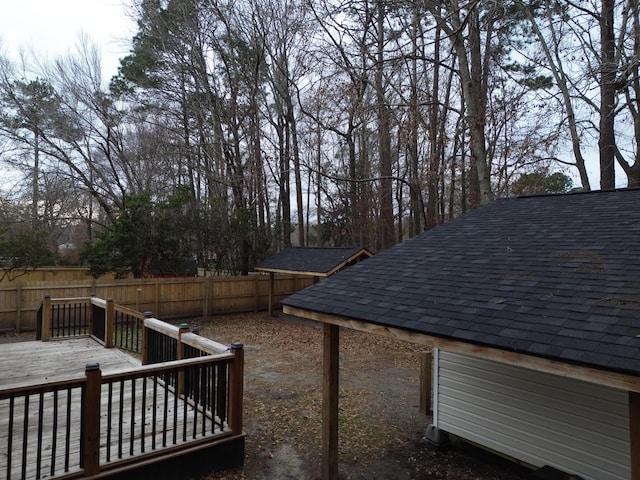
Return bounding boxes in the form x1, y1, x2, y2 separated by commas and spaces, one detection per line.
282, 304, 640, 393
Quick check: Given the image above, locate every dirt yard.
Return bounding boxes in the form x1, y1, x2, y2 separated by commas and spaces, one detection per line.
191, 312, 532, 480
1, 313, 533, 479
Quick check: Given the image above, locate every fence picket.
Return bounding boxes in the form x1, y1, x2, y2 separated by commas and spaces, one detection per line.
0, 274, 313, 331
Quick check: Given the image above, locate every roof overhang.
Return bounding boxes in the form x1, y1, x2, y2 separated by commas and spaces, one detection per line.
255, 248, 373, 278
254, 267, 331, 277
283, 305, 640, 393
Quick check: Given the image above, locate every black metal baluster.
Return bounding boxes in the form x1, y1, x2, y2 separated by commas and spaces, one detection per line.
64, 388, 71, 472
162, 378, 169, 447
51, 390, 58, 476
118, 379, 124, 459
36, 390, 44, 479
152, 373, 158, 449
7, 396, 14, 480
173, 370, 178, 445
106, 382, 113, 462
130, 378, 136, 456
21, 394, 29, 480
141, 377, 147, 453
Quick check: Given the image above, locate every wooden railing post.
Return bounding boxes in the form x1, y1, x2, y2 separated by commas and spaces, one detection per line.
141, 312, 153, 365
83, 362, 102, 476
88, 293, 96, 337
177, 323, 190, 396
42, 295, 52, 342
105, 298, 115, 348
228, 342, 245, 435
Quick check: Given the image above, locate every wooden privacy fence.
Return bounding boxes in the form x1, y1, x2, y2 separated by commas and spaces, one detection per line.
1, 274, 314, 332
1, 295, 244, 480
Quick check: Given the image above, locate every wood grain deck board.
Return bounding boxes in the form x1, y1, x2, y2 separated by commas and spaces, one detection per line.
0, 337, 140, 388
0, 338, 229, 479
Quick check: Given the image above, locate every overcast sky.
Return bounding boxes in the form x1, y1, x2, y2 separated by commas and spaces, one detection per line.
0, 0, 135, 79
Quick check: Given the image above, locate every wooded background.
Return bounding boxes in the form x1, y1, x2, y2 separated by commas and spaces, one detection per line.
0, 0, 636, 275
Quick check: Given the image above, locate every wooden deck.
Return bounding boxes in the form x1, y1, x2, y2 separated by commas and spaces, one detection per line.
0, 337, 231, 480
0, 337, 140, 388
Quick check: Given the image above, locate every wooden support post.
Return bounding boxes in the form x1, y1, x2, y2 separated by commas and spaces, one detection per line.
42, 295, 52, 342
420, 351, 433, 415
141, 312, 153, 365
322, 323, 339, 480
268, 272, 275, 316
105, 298, 115, 348
83, 362, 102, 476
229, 342, 245, 435
630, 391, 640, 480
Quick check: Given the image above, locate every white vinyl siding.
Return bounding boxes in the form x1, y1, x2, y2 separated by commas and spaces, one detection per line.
435, 350, 630, 480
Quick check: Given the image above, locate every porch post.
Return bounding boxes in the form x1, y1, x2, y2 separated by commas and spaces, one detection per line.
630, 391, 640, 480
322, 323, 339, 480
420, 351, 433, 415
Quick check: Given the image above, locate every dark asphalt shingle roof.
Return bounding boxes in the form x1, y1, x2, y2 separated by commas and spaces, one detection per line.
256, 247, 372, 276
282, 189, 640, 376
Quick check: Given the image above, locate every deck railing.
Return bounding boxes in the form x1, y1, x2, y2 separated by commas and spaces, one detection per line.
36, 295, 146, 353
5, 296, 244, 480
0, 377, 86, 480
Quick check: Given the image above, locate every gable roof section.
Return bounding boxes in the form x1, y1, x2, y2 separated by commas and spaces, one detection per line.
282, 189, 640, 376
256, 247, 372, 277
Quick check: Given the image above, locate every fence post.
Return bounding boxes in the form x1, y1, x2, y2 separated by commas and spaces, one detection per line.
83, 362, 102, 476
136, 288, 142, 313
105, 298, 115, 348
141, 312, 153, 365
253, 275, 259, 313
202, 278, 210, 319
16, 283, 22, 332
268, 273, 274, 316
154, 281, 160, 317
228, 342, 245, 435
177, 323, 190, 396
42, 295, 52, 341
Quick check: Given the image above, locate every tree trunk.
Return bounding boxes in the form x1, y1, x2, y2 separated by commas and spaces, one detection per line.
426, 15, 442, 229
376, 0, 394, 248
599, 0, 616, 189
437, 1, 492, 207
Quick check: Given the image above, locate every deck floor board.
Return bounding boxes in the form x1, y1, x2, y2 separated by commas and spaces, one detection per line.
0, 337, 229, 480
